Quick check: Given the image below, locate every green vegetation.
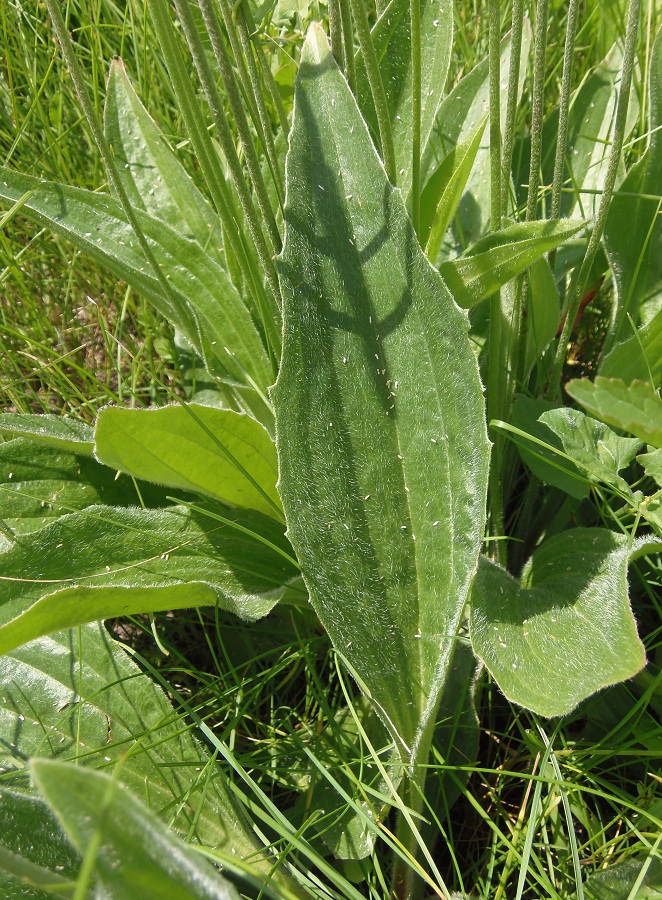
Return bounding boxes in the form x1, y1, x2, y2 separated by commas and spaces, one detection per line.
1, 0, 661, 897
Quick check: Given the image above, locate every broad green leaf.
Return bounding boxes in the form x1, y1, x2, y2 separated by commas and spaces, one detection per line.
438, 220, 584, 309
0, 168, 271, 392
604, 27, 662, 344
355, 0, 453, 197
539, 407, 642, 493
600, 306, 662, 385
0, 787, 81, 899
566, 377, 662, 448
639, 447, 662, 486
0, 438, 176, 535
422, 25, 531, 253
469, 529, 649, 717
525, 256, 560, 376
0, 505, 300, 655
421, 116, 487, 263
273, 26, 489, 763
33, 759, 239, 900
509, 396, 589, 499
0, 624, 283, 882
94, 404, 282, 520
0, 413, 93, 455
583, 858, 662, 899
104, 58, 222, 254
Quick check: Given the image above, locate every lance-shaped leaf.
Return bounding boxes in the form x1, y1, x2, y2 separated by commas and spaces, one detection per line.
355, 0, 453, 197
469, 530, 652, 717
0, 413, 93, 455
438, 219, 585, 308
0, 505, 300, 655
0, 168, 271, 392
32, 759, 240, 900
273, 26, 489, 763
94, 405, 282, 520
105, 58, 222, 254
566, 377, 662, 448
0, 438, 175, 536
1, 624, 288, 886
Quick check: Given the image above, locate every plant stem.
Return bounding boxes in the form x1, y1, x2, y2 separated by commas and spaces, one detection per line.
411, 0, 421, 235
526, 0, 550, 222
548, 0, 642, 393
328, 0, 345, 68
349, 0, 397, 184
487, 0, 506, 564
339, 0, 357, 93
548, 0, 579, 271
240, 2, 290, 136
501, 0, 524, 214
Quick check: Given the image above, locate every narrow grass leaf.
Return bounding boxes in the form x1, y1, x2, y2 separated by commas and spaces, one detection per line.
0, 414, 93, 455
566, 377, 662, 447
32, 759, 240, 900
0, 168, 271, 391
94, 405, 282, 519
0, 623, 283, 881
525, 256, 560, 376
469, 529, 648, 717
439, 220, 585, 308
0, 505, 299, 654
355, 0, 453, 197
273, 25, 489, 763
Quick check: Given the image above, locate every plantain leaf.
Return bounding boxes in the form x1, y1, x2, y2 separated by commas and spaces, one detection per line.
355, 0, 453, 196
600, 306, 662, 385
438, 219, 585, 308
0, 413, 93, 455
0, 168, 271, 392
566, 377, 662, 448
469, 530, 650, 717
583, 858, 662, 899
94, 404, 282, 520
421, 116, 487, 263
104, 58, 222, 255
0, 438, 176, 536
0, 505, 300, 655
0, 623, 285, 884
33, 759, 239, 900
0, 787, 81, 899
273, 26, 489, 764
604, 27, 662, 345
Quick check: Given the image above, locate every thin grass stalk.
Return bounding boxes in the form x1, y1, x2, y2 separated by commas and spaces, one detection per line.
146, 0, 277, 362
328, 0, 345, 67
549, 0, 579, 225
45, 0, 180, 321
526, 0, 550, 222
339, 0, 357, 93
198, 0, 283, 251
549, 0, 642, 392
239, 3, 290, 136
173, 0, 283, 354
501, 0, 524, 214
232, 4, 286, 206
411, 0, 421, 235
487, 0, 506, 564
349, 0, 397, 183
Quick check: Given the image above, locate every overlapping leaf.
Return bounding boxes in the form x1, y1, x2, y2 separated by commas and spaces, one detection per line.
567, 377, 662, 448
273, 26, 489, 764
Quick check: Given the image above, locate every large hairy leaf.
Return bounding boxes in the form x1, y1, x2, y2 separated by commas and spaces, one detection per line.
273, 26, 489, 764
604, 26, 662, 345
0, 413, 93, 455
94, 404, 282, 520
0, 505, 300, 654
469, 530, 650, 717
0, 168, 271, 392
0, 624, 286, 885
33, 760, 239, 900
355, 0, 453, 196
566, 377, 662, 448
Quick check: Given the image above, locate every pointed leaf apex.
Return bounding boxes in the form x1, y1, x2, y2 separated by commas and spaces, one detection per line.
302, 22, 333, 67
